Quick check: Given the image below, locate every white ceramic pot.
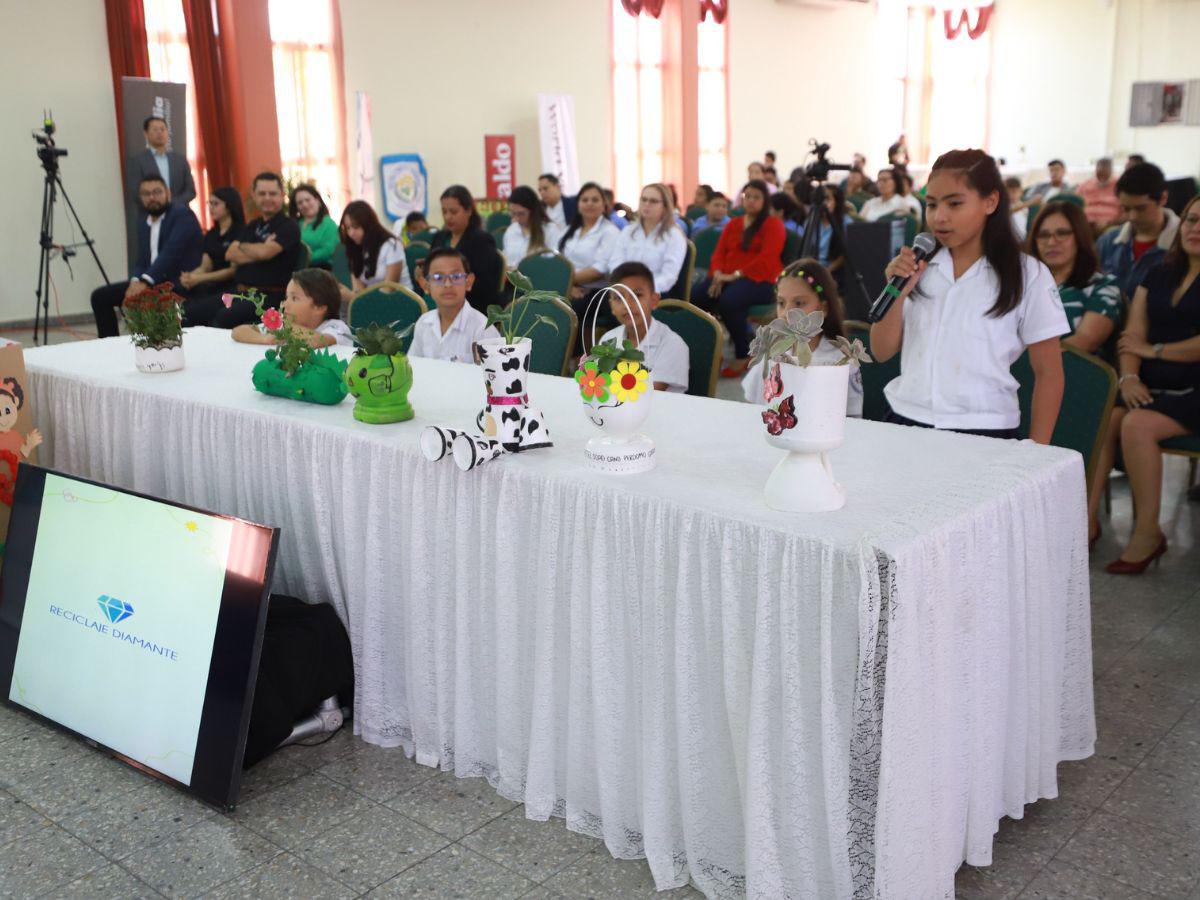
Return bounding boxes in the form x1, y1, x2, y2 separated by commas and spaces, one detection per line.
576, 358, 656, 473
134, 343, 185, 374
762, 361, 849, 512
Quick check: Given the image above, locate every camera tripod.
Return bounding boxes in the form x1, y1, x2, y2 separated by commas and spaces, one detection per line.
34, 121, 108, 346
797, 141, 870, 315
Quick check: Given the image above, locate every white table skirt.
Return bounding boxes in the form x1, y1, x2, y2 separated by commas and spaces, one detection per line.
25, 328, 1094, 899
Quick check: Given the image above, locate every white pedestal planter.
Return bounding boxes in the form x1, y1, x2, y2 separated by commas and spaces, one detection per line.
762, 362, 849, 512
134, 343, 185, 373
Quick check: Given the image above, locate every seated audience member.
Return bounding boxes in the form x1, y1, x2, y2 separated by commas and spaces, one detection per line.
179, 187, 245, 326
605, 183, 688, 297
747, 161, 768, 186
1028, 201, 1122, 356
340, 200, 413, 296
1124, 153, 1146, 171
691, 179, 786, 376
597, 261, 689, 392
764, 150, 777, 168
232, 268, 352, 348
603, 188, 632, 230
798, 184, 852, 276
217, 172, 302, 326
842, 168, 878, 205
860, 167, 920, 222
559, 182, 620, 302
691, 183, 715, 211
1026, 159, 1072, 202
538, 173, 576, 228
90, 174, 203, 338
428, 185, 502, 313
408, 248, 499, 362
1088, 195, 1200, 570
763, 166, 781, 192
769, 193, 804, 233
503, 185, 564, 267
888, 140, 909, 167
1076, 157, 1122, 231
1097, 162, 1181, 297
399, 211, 431, 245
1006, 177, 1030, 240
291, 184, 337, 267
742, 257, 863, 416
691, 192, 731, 236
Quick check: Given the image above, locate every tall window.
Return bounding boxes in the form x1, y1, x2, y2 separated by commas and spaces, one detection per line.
696, 13, 729, 194
269, 0, 346, 215
143, 0, 206, 222
612, 0, 664, 208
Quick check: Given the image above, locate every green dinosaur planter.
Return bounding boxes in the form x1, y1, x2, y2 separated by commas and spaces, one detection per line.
252, 348, 349, 405
345, 353, 414, 423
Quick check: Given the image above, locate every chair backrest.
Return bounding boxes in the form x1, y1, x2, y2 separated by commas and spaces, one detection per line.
496, 250, 508, 291
330, 242, 353, 289
652, 300, 722, 397
781, 228, 803, 265
847, 191, 873, 212
346, 282, 427, 353
1052, 193, 1085, 209
294, 241, 313, 272
404, 241, 431, 284
517, 250, 575, 297
662, 240, 697, 300
489, 225, 508, 246
509, 295, 578, 376
485, 211, 511, 232
730, 206, 745, 217
410, 228, 438, 244
692, 227, 722, 273
1011, 345, 1117, 487
685, 204, 707, 221
844, 319, 899, 422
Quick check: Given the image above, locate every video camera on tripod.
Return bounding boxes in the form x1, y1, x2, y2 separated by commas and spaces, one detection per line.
802, 139, 852, 185
33, 116, 68, 173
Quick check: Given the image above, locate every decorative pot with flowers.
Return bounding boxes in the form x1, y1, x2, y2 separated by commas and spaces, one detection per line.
749, 309, 871, 512
224, 289, 348, 405
574, 284, 656, 473
123, 282, 185, 373
344, 322, 415, 424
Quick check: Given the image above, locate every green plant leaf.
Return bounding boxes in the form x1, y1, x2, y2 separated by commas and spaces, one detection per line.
506, 269, 533, 292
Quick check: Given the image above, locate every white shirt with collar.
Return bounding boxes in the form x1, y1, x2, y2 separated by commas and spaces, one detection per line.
605, 222, 689, 295
860, 194, 921, 222
597, 318, 690, 393
884, 249, 1069, 430
502, 221, 566, 267
560, 218, 621, 283
362, 237, 413, 290
408, 303, 499, 363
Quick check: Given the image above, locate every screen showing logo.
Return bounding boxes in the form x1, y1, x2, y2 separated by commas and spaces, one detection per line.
97, 595, 134, 624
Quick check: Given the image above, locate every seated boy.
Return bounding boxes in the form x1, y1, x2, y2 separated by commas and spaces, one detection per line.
408, 248, 498, 363
691, 192, 731, 236
597, 262, 689, 392
232, 268, 352, 348
399, 211, 430, 245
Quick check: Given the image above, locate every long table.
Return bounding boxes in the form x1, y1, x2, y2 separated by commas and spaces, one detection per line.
25, 327, 1094, 899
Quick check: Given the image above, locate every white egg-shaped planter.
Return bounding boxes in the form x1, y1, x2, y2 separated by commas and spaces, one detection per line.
134, 342, 185, 374
576, 359, 656, 473
761, 361, 849, 512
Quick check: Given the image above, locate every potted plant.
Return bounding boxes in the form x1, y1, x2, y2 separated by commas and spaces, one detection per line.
344, 321, 415, 424
749, 309, 870, 512
123, 282, 185, 373
225, 289, 348, 405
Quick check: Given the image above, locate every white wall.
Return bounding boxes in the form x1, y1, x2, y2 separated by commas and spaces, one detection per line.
0, 0, 126, 324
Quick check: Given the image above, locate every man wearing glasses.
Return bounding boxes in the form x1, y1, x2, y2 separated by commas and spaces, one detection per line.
407, 248, 499, 362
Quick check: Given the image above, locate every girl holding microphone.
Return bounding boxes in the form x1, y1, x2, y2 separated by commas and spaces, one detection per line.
870, 149, 1068, 442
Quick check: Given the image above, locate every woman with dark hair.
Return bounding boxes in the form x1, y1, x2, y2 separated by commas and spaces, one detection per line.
502, 185, 564, 268
1088, 195, 1200, 570
179, 186, 244, 323
1027, 200, 1122, 356
339, 200, 411, 294
871, 148, 1068, 442
861, 168, 920, 222
559, 181, 620, 299
691, 179, 786, 376
290, 184, 337, 267
428, 185, 502, 314
768, 192, 803, 234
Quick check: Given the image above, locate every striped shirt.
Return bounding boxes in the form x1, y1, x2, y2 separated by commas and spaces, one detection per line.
1056, 271, 1122, 334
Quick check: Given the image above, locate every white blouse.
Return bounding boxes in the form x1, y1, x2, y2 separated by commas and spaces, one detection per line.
884, 250, 1069, 430
502, 221, 566, 268
598, 319, 690, 393
605, 222, 689, 295
860, 194, 922, 222
361, 237, 413, 290
559, 218, 621, 283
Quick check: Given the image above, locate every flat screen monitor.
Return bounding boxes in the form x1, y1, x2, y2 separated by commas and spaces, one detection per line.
0, 466, 278, 809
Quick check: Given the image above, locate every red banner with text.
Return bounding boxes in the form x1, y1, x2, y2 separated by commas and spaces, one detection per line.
484, 134, 515, 200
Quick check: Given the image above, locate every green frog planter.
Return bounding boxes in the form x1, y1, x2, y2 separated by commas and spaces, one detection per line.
344, 322, 415, 424
252, 347, 348, 405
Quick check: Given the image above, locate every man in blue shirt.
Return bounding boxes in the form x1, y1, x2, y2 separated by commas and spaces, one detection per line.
690, 192, 731, 236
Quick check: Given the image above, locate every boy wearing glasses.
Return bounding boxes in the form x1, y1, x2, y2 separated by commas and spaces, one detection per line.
408, 248, 499, 362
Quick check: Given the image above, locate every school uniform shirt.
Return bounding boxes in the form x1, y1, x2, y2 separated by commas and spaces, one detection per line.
884, 250, 1069, 431
860, 194, 921, 223
502, 221, 566, 267
408, 304, 499, 363
598, 319, 690, 393
559, 218, 620, 284
359, 237, 413, 290
605, 222, 689, 295
742, 337, 864, 416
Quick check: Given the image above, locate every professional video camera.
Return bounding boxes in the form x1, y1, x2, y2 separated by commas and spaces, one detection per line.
33, 115, 68, 174
802, 139, 851, 184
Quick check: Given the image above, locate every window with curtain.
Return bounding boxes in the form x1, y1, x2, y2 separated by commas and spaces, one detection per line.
612, 0, 665, 208
143, 0, 207, 223
696, 13, 728, 194
269, 0, 346, 216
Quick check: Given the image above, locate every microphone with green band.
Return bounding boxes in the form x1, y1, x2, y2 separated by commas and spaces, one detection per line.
867, 231, 938, 323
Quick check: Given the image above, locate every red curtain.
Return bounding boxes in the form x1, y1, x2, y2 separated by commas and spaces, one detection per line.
621, 0, 665, 18
700, 0, 727, 24
103, 0, 151, 162
182, 0, 237, 189
944, 4, 993, 40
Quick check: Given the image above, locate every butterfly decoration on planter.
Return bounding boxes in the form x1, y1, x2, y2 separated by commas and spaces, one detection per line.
762, 396, 797, 436
763, 362, 783, 403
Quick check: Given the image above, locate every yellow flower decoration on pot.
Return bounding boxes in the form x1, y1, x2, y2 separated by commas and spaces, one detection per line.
610, 360, 649, 403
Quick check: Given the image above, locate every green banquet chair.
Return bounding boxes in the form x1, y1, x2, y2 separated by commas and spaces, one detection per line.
518, 250, 575, 298
490, 225, 508, 246
330, 242, 353, 289
509, 294, 577, 376
662, 240, 697, 301
409, 228, 438, 245
293, 241, 312, 272
485, 211, 511, 232
692, 227, 722, 275
685, 204, 707, 221
845, 319, 899, 422
652, 300, 723, 397
781, 228, 803, 265
346, 282, 427, 353
405, 241, 431, 283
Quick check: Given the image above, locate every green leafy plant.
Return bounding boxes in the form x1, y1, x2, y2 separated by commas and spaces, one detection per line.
352, 321, 415, 358
582, 337, 645, 377
485, 268, 561, 344
224, 288, 311, 375
748, 309, 871, 375
122, 282, 183, 349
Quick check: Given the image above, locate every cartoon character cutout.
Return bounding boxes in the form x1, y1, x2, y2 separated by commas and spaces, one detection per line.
0, 378, 40, 459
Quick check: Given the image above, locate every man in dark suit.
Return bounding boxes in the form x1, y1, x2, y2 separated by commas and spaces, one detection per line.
91, 175, 203, 338
537, 173, 577, 229
126, 115, 196, 207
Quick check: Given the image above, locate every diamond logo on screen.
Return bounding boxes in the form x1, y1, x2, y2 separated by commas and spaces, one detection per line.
97, 595, 134, 624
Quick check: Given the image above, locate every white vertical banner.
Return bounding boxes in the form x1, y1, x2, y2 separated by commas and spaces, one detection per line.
537, 93, 580, 195
355, 91, 375, 201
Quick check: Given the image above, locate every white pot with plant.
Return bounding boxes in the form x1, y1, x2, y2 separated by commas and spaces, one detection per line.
123, 282, 185, 373
749, 309, 871, 512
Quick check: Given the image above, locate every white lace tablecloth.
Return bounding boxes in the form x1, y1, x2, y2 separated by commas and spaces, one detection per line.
25, 327, 1094, 899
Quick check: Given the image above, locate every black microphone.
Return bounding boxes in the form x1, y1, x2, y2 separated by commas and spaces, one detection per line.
867, 232, 938, 323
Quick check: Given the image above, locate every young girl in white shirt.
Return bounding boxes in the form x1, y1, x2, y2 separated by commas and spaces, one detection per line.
742, 258, 864, 416
232, 268, 353, 348
339, 200, 413, 298
502, 185, 564, 268
605, 183, 688, 295
870, 149, 1068, 441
